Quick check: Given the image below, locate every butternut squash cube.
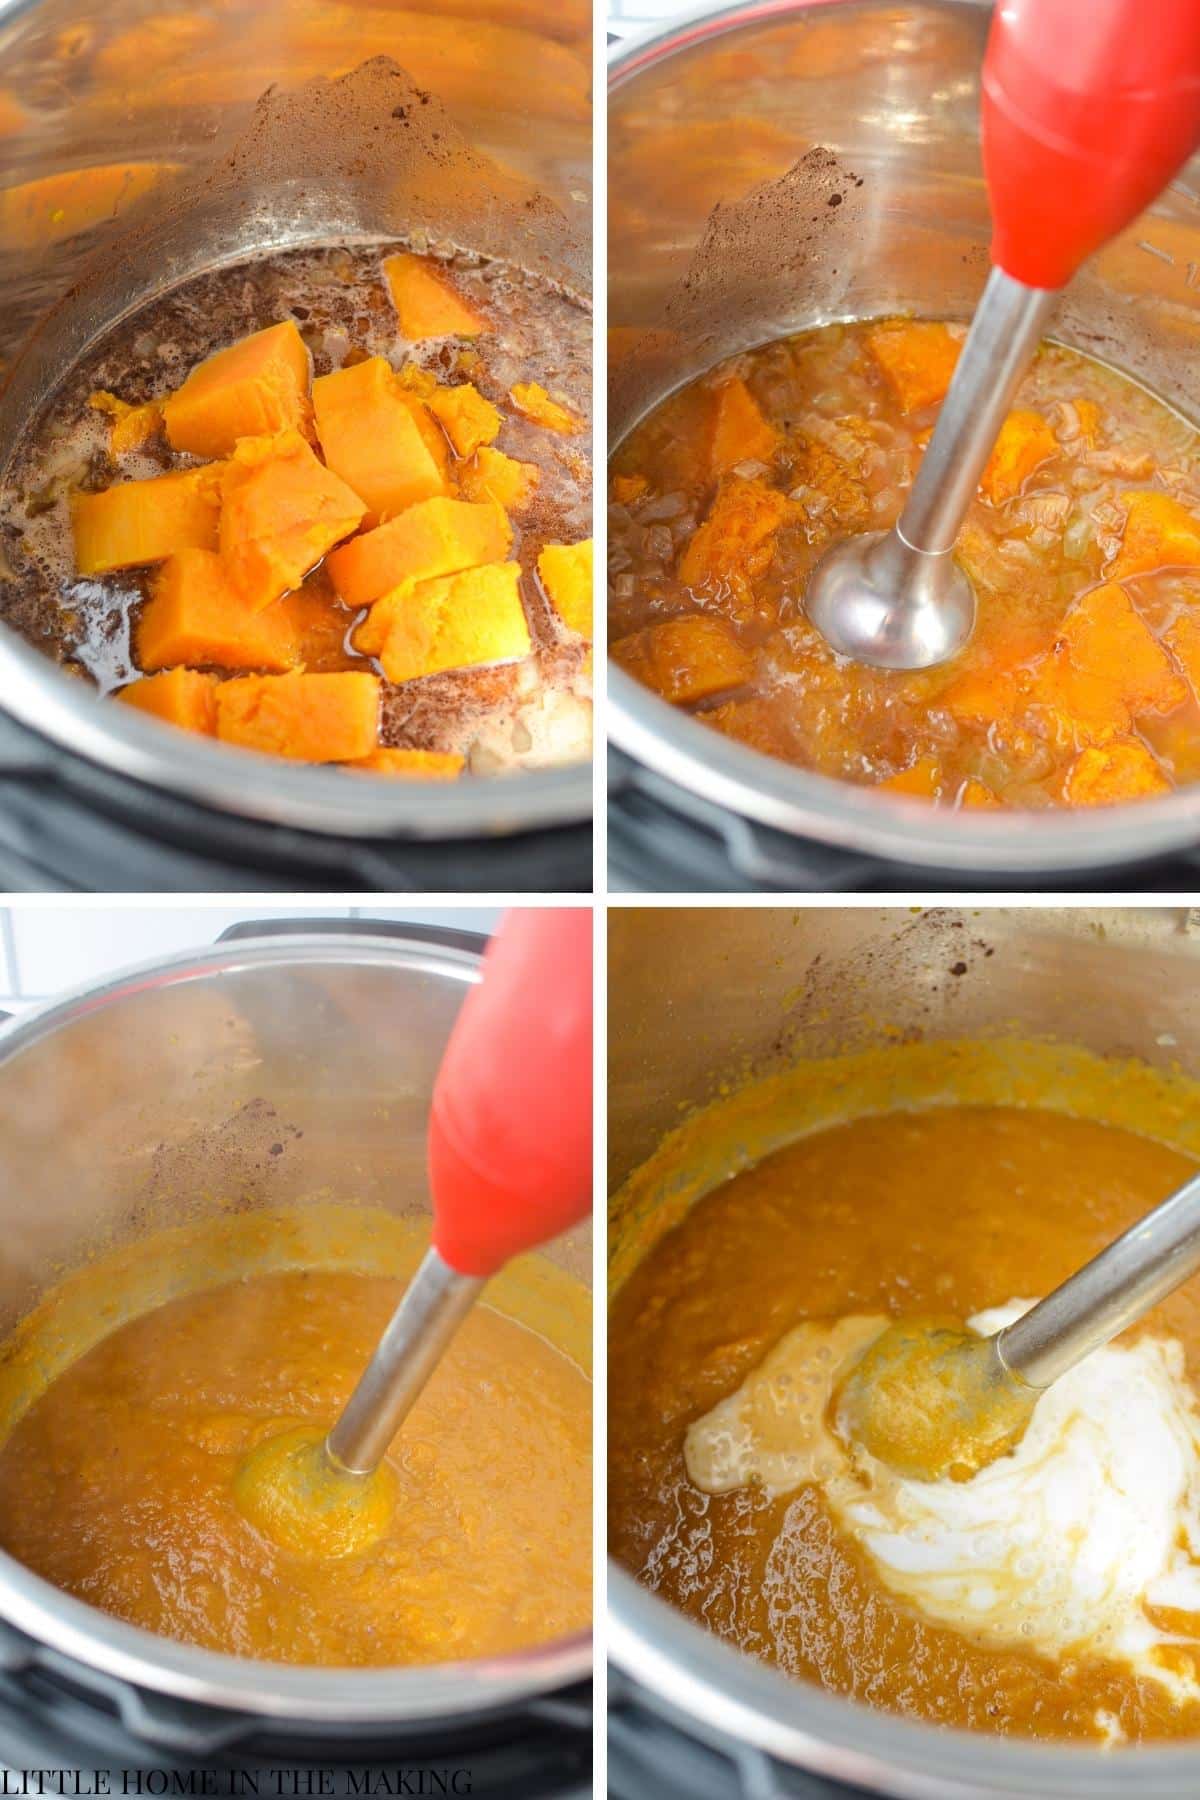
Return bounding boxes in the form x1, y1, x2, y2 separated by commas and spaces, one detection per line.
312, 357, 449, 527
1111, 490, 1200, 578
1064, 737, 1171, 806
346, 748, 465, 780
162, 321, 312, 460
709, 376, 779, 478
72, 466, 222, 576
87, 389, 163, 454
612, 615, 753, 705
877, 754, 941, 798
866, 319, 961, 413
428, 383, 501, 459
219, 430, 366, 611
510, 381, 584, 435
1166, 610, 1200, 700
959, 778, 1003, 809
326, 496, 512, 610
611, 473, 649, 506
384, 253, 489, 340
980, 410, 1058, 504
460, 446, 540, 511
137, 550, 301, 674
1031, 582, 1188, 748
358, 563, 531, 685
116, 666, 217, 735
677, 475, 790, 621
215, 671, 380, 762
538, 540, 592, 639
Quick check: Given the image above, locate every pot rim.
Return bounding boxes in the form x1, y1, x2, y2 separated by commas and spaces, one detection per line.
606, 0, 1200, 877
608, 1566, 1200, 1797
0, 613, 591, 846
0, 927, 593, 1722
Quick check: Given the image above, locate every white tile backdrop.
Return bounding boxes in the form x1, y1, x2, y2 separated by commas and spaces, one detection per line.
0, 905, 501, 1013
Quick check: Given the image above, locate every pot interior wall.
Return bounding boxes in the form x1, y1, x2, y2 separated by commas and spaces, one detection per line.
0, 942, 591, 1348
609, 0, 1200, 442
608, 906, 1200, 1195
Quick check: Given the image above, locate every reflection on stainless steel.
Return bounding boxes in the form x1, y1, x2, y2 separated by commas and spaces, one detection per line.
0, 1, 591, 841
609, 0, 1200, 874
807, 270, 1059, 669
327, 1247, 484, 1476
608, 903, 1200, 1795
0, 924, 591, 1722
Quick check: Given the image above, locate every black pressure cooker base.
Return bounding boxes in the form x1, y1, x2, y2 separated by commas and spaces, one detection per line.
0, 714, 589, 893
608, 1673, 874, 1800
0, 1659, 591, 1798
610, 751, 1200, 892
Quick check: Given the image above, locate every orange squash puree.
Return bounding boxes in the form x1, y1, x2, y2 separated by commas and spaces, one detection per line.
0, 1256, 591, 1667
609, 321, 1200, 808
608, 1050, 1200, 1743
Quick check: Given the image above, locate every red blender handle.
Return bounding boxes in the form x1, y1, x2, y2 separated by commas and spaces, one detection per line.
982, 0, 1200, 291
427, 908, 592, 1278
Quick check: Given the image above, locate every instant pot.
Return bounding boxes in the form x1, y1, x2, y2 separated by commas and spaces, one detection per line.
0, 919, 591, 1792
608, 0, 1200, 891
0, 0, 591, 893
608, 904, 1200, 1798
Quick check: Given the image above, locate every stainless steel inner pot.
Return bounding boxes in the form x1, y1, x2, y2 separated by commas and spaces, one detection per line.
0, 0, 590, 845
609, 0, 1200, 878
0, 921, 591, 1731
608, 905, 1200, 1799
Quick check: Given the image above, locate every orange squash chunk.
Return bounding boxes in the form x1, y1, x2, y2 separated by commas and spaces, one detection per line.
704, 697, 795, 758
1032, 582, 1187, 746
72, 466, 222, 576
137, 550, 302, 674
219, 430, 366, 611
709, 377, 779, 478
346, 748, 465, 780
326, 497, 511, 610
312, 358, 448, 527
460, 446, 540, 511
428, 383, 501, 459
1166, 610, 1200, 699
1111, 490, 1200, 578
980, 410, 1058, 504
384, 253, 489, 340
865, 320, 961, 413
959, 778, 1003, 809
612, 615, 753, 705
611, 473, 649, 506
538, 540, 592, 639
357, 563, 531, 684
215, 671, 379, 762
87, 390, 163, 455
878, 754, 941, 798
116, 667, 217, 735
162, 322, 311, 461
677, 476, 790, 620
1064, 737, 1171, 806
510, 381, 583, 435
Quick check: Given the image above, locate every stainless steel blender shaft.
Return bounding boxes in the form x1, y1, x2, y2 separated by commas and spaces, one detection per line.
899, 268, 1060, 555
325, 1247, 484, 1476
997, 1168, 1200, 1390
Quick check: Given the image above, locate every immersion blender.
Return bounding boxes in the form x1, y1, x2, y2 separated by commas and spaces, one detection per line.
805, 0, 1200, 671
235, 908, 592, 1554
327, 906, 593, 1477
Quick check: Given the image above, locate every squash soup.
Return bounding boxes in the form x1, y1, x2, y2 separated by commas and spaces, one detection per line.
609, 321, 1200, 809
608, 1048, 1200, 1743
1, 245, 592, 777
0, 1211, 592, 1666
